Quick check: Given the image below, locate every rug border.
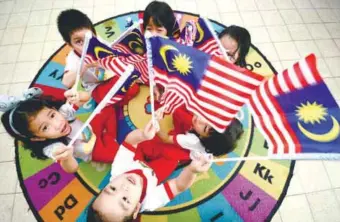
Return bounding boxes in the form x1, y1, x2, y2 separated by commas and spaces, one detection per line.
14, 9, 295, 222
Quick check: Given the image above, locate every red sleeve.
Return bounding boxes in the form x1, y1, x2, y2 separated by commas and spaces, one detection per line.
172, 105, 193, 134
163, 182, 175, 200
122, 141, 136, 153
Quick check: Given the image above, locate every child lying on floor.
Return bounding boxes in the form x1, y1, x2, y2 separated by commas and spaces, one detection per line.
87, 119, 212, 222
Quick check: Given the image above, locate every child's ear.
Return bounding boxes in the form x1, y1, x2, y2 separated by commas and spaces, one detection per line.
30, 137, 46, 142
132, 203, 142, 219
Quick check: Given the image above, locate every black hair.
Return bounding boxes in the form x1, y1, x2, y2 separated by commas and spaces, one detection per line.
199, 118, 244, 156
57, 9, 96, 44
218, 25, 251, 68
1, 97, 67, 160
143, 1, 180, 38
87, 200, 134, 222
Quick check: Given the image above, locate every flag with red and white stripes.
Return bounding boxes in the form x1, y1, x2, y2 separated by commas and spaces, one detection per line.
193, 18, 221, 56
149, 36, 266, 132
159, 90, 184, 114
248, 54, 340, 159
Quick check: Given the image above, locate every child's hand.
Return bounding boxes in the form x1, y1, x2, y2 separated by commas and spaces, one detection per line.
64, 89, 80, 105
143, 119, 160, 141
53, 145, 74, 162
81, 62, 100, 76
189, 151, 212, 173
155, 105, 167, 120
153, 85, 163, 101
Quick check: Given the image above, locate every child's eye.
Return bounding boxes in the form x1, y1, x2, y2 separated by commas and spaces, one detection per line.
122, 196, 129, 203
110, 186, 116, 191
51, 113, 55, 118
42, 126, 48, 132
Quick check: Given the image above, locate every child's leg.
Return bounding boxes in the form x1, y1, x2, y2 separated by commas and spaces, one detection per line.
90, 106, 119, 163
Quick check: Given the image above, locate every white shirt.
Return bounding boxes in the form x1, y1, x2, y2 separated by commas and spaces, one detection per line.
174, 133, 206, 154
110, 142, 174, 212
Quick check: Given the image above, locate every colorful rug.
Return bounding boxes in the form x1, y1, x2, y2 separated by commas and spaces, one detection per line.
15, 11, 294, 222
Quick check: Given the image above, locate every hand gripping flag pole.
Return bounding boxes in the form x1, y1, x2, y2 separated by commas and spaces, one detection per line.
67, 65, 134, 147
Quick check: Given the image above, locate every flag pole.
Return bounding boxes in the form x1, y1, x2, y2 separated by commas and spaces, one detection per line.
144, 31, 158, 129
71, 31, 92, 93
67, 65, 134, 147
111, 19, 143, 46
202, 17, 231, 63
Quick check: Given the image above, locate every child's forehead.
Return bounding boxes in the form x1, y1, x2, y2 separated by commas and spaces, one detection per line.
70, 28, 92, 38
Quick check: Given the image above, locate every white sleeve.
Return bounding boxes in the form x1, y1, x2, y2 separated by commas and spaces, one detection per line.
141, 182, 174, 212
110, 142, 136, 178
42, 142, 65, 160
64, 51, 78, 73
175, 133, 205, 153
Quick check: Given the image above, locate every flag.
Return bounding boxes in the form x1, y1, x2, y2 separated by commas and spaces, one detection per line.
149, 36, 266, 132
248, 54, 340, 159
159, 90, 184, 114
192, 18, 221, 56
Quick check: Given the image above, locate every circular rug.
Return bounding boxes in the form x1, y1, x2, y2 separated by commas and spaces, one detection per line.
15, 11, 294, 222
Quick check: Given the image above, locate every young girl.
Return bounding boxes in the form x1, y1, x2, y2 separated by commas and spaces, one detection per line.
143, 1, 180, 38
218, 25, 251, 68
1, 88, 120, 173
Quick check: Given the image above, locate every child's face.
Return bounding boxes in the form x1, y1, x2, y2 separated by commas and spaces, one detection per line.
92, 173, 142, 221
146, 17, 167, 36
69, 28, 92, 55
192, 115, 212, 138
29, 107, 71, 140
220, 34, 239, 64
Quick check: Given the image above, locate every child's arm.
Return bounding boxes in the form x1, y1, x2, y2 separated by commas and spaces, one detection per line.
157, 130, 174, 144
64, 90, 91, 107
62, 71, 76, 88
53, 145, 79, 173
125, 119, 158, 146
168, 153, 212, 196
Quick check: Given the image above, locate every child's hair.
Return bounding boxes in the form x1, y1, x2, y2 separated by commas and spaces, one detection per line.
87, 201, 133, 222
199, 118, 244, 156
143, 1, 180, 38
218, 25, 251, 68
1, 98, 67, 160
57, 9, 96, 44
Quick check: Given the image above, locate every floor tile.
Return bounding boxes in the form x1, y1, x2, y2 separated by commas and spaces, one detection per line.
12, 0, 33, 13
32, 0, 53, 11
49, 8, 64, 25
0, 14, 8, 29
327, 0, 340, 9
298, 9, 322, 23
295, 160, 332, 193
325, 23, 340, 39
294, 40, 321, 57
0, 194, 14, 222
46, 25, 62, 41
1, 27, 25, 45
197, 0, 218, 14
114, 0, 135, 15
292, 0, 313, 9
176, 0, 197, 14
93, 6, 115, 23
316, 58, 332, 78
0, 44, 20, 63
333, 9, 340, 22
274, 0, 295, 9
271, 61, 283, 73
256, 42, 280, 62
0, 83, 9, 94
18, 43, 44, 62
315, 39, 340, 57
73, 0, 94, 8
27, 10, 51, 26
271, 211, 283, 222
241, 11, 264, 27
42, 41, 63, 60
279, 194, 314, 222
12, 61, 40, 83
317, 9, 338, 23
335, 39, 340, 49
12, 194, 36, 222
324, 78, 340, 100
7, 12, 29, 28
310, 0, 329, 8
0, 1, 14, 15
306, 23, 331, 39
267, 25, 292, 42
53, 0, 74, 9
248, 27, 271, 43
335, 188, 340, 205
220, 12, 244, 26
16, 180, 22, 194
325, 57, 340, 77
236, 0, 258, 11
255, 0, 277, 10
260, 10, 285, 26
216, 0, 238, 13
280, 9, 303, 24
0, 133, 15, 162
307, 190, 340, 222
288, 24, 312, 41
323, 161, 340, 188
274, 42, 300, 60
23, 25, 48, 43
0, 63, 15, 84
134, 0, 150, 11
76, 7, 94, 21
0, 162, 17, 194
8, 82, 31, 96
286, 173, 305, 196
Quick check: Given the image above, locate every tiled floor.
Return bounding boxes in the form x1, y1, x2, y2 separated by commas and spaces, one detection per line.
0, 0, 340, 221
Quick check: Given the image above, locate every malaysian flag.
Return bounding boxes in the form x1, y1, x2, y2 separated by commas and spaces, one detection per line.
149, 36, 266, 132
248, 54, 340, 159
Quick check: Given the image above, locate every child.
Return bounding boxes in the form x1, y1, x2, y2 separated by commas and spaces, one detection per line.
87, 120, 212, 221
143, 1, 180, 38
218, 25, 251, 68
0, 88, 120, 173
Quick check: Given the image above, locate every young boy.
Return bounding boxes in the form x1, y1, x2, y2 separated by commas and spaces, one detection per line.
87, 120, 212, 222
